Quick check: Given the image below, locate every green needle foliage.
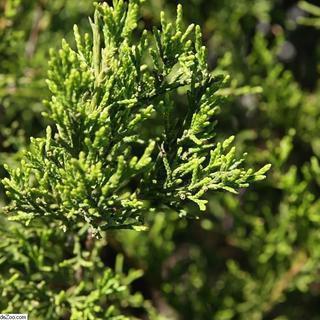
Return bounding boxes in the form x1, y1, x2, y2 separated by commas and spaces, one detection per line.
3, 0, 269, 233
0, 0, 94, 205
4, 0, 320, 318
0, 221, 159, 319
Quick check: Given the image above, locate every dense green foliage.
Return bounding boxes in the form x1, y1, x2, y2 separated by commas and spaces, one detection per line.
3, 1, 267, 233
1, 0, 320, 319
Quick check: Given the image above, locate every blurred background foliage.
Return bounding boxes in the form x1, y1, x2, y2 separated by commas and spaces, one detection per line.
2, 0, 320, 319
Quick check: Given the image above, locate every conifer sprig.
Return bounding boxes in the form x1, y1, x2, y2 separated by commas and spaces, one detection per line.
3, 0, 270, 233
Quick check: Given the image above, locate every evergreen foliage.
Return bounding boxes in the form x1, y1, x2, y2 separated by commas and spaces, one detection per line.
2, 0, 320, 319
0, 220, 159, 319
0, 0, 93, 203
3, 1, 268, 233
